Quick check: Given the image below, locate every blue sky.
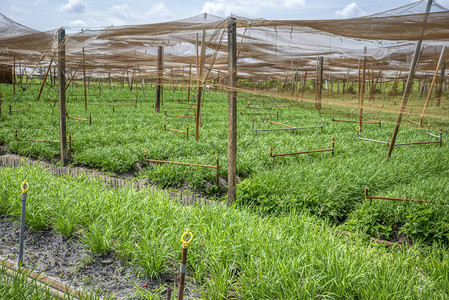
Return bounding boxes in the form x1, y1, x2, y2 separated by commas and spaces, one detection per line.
1, 0, 448, 31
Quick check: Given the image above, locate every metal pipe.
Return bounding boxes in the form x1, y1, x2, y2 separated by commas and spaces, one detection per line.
365, 187, 446, 205
18, 181, 28, 266
178, 230, 193, 300
270, 137, 335, 158
15, 130, 71, 144
271, 148, 333, 157
246, 105, 272, 110
145, 158, 216, 169
216, 152, 220, 187
254, 125, 323, 133
166, 287, 172, 300
165, 110, 195, 118
332, 116, 381, 128
9, 103, 31, 115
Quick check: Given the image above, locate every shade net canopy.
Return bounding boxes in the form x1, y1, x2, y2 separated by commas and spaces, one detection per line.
0, 0, 448, 82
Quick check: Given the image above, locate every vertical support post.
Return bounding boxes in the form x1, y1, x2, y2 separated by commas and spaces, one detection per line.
315, 56, 323, 110
357, 59, 361, 100
178, 230, 192, 300
420, 45, 445, 125
83, 47, 87, 110
227, 17, 237, 205
187, 64, 192, 101
436, 61, 446, 107
18, 181, 28, 266
359, 47, 367, 132
36, 60, 52, 102
216, 151, 220, 187
13, 54, 16, 96
155, 46, 163, 113
195, 30, 206, 141
387, 0, 433, 159
301, 70, 307, 101
58, 28, 68, 166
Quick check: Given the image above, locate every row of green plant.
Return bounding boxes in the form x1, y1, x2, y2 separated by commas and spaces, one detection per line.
1, 164, 449, 299
1, 82, 448, 245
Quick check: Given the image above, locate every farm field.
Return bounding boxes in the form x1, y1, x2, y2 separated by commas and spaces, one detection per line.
1, 164, 449, 299
2, 2, 449, 298
1, 82, 448, 244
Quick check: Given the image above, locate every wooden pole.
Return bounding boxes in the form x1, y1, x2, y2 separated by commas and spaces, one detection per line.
19, 59, 23, 90
58, 28, 68, 166
359, 47, 367, 132
315, 56, 323, 110
36, 60, 52, 102
301, 71, 307, 101
13, 54, 16, 96
227, 17, 237, 205
155, 46, 163, 113
357, 59, 361, 100
187, 64, 191, 102
195, 30, 206, 141
387, 0, 433, 159
436, 61, 446, 107
419, 45, 446, 125
82, 47, 87, 110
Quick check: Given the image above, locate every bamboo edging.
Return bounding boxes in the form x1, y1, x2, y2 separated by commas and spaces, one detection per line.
1, 258, 84, 300
145, 150, 220, 186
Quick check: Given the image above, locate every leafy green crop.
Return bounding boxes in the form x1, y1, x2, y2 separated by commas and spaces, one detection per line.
1, 82, 448, 245
1, 165, 449, 298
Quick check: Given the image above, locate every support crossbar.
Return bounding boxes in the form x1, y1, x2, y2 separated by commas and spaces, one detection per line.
252, 118, 325, 136
270, 137, 335, 165
144, 150, 219, 186
9, 103, 31, 115
356, 126, 442, 147
15, 130, 72, 160
164, 121, 189, 139
364, 187, 446, 206
164, 110, 195, 118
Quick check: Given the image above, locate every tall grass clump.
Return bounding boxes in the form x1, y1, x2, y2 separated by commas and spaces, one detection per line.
1, 165, 449, 298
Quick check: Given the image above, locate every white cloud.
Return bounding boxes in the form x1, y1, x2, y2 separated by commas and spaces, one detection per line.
201, 0, 305, 17
101, 2, 173, 26
335, 2, 366, 18
145, 2, 173, 20
69, 19, 87, 27
59, 0, 87, 13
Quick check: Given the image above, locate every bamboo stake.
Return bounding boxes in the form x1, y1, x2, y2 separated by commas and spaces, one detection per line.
420, 45, 445, 126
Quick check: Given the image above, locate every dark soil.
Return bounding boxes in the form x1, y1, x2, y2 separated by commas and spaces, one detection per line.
0, 216, 200, 299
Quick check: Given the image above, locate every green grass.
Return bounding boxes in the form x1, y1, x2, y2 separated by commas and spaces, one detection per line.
0, 82, 449, 245
1, 164, 449, 298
